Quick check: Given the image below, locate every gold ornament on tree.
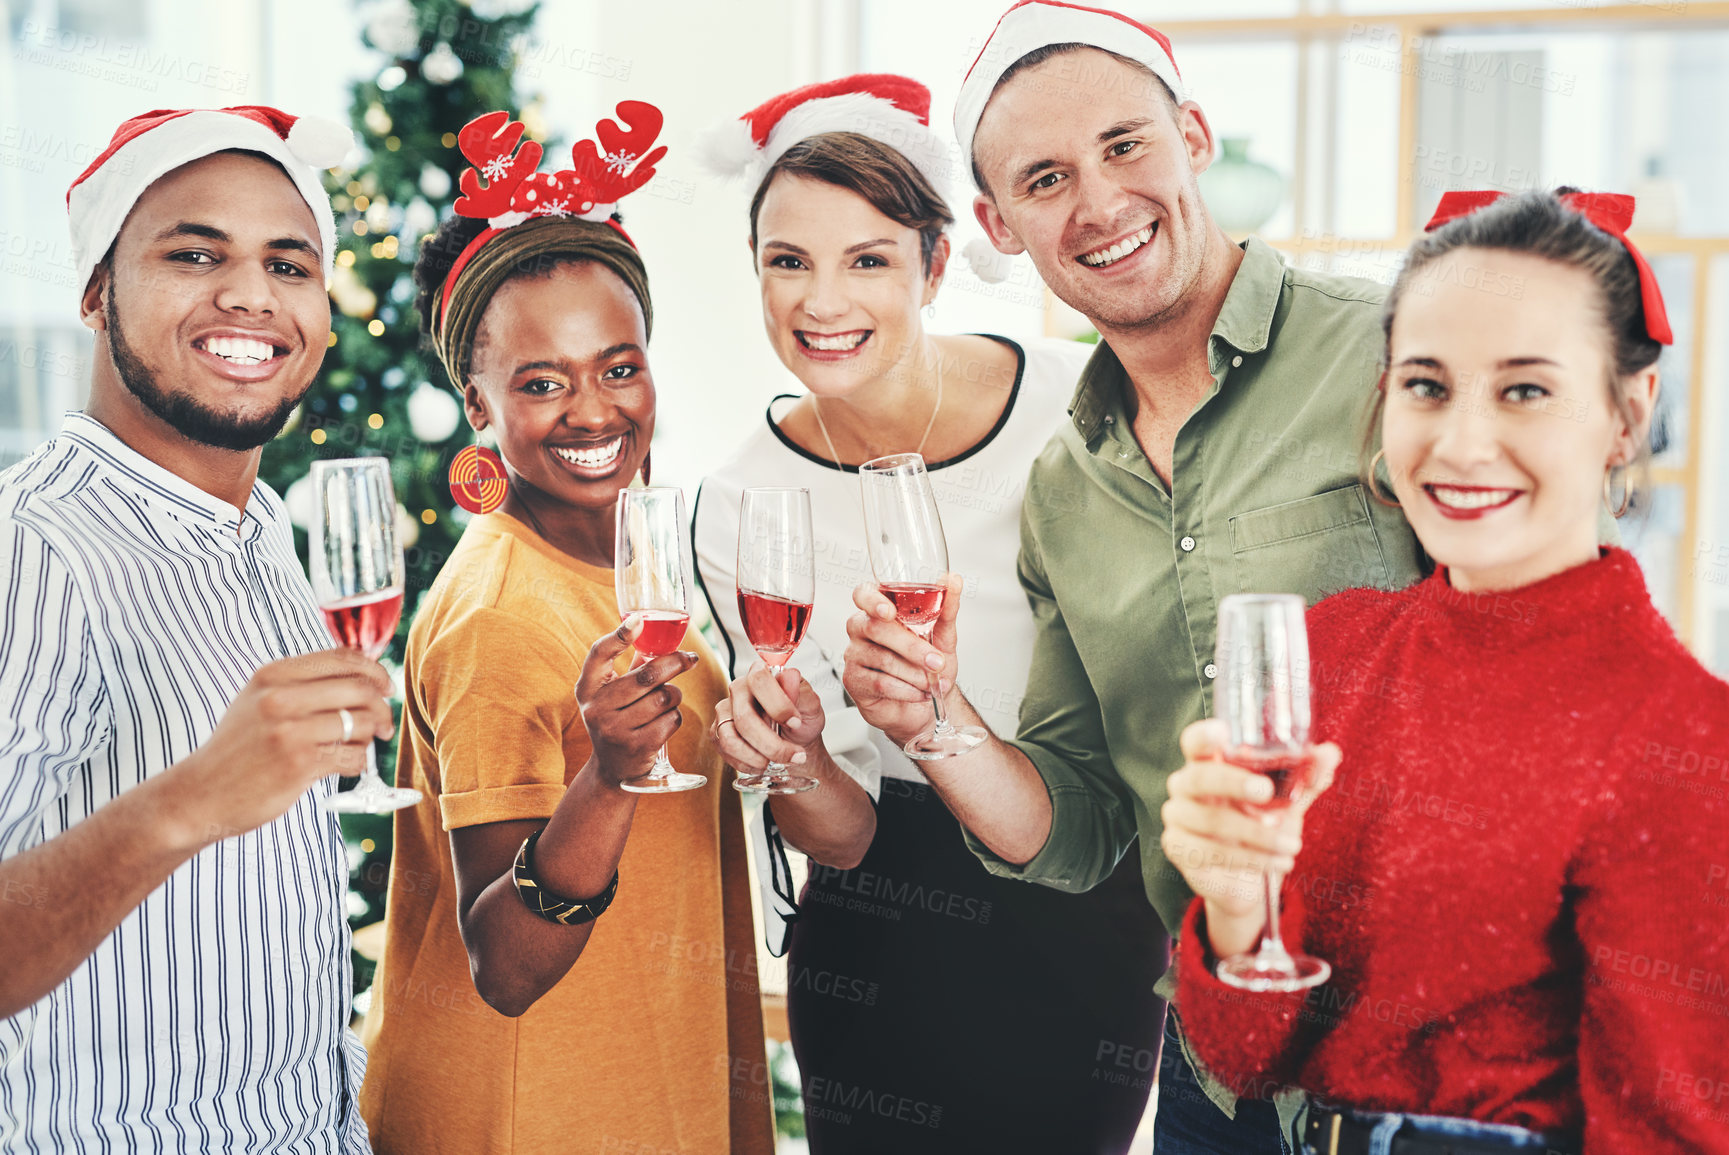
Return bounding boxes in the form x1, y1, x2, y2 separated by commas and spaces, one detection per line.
329, 262, 378, 318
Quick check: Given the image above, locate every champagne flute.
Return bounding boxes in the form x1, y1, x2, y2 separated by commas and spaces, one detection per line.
308, 457, 422, 813
859, 453, 985, 761
1213, 593, 1330, 992
735, 488, 820, 794
615, 487, 706, 794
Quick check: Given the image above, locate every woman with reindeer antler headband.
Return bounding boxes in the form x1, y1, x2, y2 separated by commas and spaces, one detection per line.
357, 104, 773, 1155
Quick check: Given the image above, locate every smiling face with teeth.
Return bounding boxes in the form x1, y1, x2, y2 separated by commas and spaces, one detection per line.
1383, 248, 1658, 593
462, 260, 654, 563
754, 174, 946, 402
82, 151, 327, 457
970, 47, 1223, 333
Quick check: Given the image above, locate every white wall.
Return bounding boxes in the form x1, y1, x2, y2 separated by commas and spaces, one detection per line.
535, 1, 812, 496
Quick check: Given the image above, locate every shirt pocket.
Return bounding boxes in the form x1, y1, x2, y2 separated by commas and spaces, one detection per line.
1228, 484, 1392, 598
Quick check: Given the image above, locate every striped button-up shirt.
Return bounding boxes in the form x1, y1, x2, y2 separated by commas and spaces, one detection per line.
0, 413, 368, 1153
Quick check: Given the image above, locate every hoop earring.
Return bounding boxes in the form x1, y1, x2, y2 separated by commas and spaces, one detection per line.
1366, 448, 1401, 508
1604, 465, 1632, 518
925, 302, 936, 319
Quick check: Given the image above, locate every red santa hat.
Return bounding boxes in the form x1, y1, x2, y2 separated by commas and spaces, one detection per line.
698, 73, 953, 196
954, 1, 1186, 169
66, 105, 354, 293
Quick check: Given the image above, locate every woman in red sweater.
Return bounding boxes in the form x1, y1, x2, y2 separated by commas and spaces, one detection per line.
1165, 188, 1729, 1155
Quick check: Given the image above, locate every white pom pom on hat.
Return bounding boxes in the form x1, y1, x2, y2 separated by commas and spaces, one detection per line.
284, 115, 355, 169
66, 105, 350, 293
697, 73, 956, 199
961, 236, 1016, 285
693, 116, 762, 183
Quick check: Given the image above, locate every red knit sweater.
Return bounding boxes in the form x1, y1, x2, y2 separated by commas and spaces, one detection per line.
1178, 549, 1729, 1153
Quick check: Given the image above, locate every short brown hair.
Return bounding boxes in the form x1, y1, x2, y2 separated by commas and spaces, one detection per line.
748, 132, 953, 274
1364, 188, 1665, 515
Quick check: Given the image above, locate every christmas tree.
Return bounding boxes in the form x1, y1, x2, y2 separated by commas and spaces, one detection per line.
259, 0, 546, 991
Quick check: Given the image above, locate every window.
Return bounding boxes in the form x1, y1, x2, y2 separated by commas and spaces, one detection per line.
1152, 5, 1729, 671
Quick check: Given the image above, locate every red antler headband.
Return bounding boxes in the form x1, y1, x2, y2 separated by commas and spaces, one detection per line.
436, 101, 668, 333
1424, 190, 1672, 346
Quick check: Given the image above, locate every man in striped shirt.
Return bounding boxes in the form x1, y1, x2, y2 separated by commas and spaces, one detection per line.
0, 108, 387, 1152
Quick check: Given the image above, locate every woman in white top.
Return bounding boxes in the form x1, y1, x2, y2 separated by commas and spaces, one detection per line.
693, 74, 1166, 1153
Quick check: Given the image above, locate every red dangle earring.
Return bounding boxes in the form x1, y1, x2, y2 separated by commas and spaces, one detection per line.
450, 442, 508, 514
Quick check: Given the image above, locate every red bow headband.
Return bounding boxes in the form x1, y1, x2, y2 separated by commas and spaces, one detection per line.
1424, 189, 1672, 345
436, 102, 667, 332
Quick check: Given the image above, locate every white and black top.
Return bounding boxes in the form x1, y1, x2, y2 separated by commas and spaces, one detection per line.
693, 336, 1093, 950
0, 414, 368, 1153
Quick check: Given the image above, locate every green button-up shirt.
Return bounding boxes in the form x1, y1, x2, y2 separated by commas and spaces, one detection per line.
967, 237, 1424, 932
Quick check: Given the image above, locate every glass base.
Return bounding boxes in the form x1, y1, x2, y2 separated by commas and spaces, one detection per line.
620, 770, 708, 794
903, 724, 987, 762
734, 770, 820, 795
321, 779, 423, 814
1216, 947, 1331, 992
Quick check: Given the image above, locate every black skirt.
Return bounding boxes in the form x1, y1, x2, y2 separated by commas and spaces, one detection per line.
784, 777, 1168, 1154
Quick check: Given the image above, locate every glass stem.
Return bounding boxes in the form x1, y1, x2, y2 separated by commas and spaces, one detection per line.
763, 659, 800, 777
925, 669, 954, 735
627, 650, 674, 780
1260, 867, 1294, 962
340, 742, 388, 804
765, 720, 786, 775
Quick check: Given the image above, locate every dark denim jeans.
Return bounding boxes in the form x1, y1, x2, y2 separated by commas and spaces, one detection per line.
1151, 1014, 1571, 1155
1152, 1013, 1290, 1155
1296, 1104, 1573, 1155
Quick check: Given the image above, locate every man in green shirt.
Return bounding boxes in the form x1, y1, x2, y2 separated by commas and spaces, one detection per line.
840, 4, 1421, 1150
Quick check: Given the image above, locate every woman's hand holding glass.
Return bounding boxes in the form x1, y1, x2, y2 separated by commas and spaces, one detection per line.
712, 663, 826, 778
576, 615, 699, 790
856, 454, 984, 760
730, 487, 820, 793
1161, 719, 1341, 960
614, 487, 707, 793
842, 573, 965, 750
